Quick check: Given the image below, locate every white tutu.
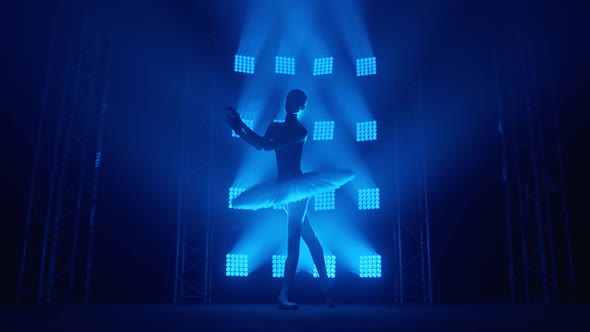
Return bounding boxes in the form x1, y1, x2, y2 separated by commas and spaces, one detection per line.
231, 169, 355, 211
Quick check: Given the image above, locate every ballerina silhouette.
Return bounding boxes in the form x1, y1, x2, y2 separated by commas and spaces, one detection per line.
226, 89, 354, 310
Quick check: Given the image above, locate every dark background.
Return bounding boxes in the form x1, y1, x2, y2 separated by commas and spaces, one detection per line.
2, 0, 589, 304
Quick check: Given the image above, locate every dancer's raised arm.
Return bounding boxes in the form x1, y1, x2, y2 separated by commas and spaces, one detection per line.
225, 106, 305, 151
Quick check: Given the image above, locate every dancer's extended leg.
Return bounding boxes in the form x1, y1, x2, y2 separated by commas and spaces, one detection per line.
302, 216, 335, 307
278, 199, 308, 310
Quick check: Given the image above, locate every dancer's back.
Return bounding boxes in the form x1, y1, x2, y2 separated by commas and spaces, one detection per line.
268, 118, 307, 180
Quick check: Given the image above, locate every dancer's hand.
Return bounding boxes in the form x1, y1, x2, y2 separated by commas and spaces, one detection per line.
225, 106, 243, 132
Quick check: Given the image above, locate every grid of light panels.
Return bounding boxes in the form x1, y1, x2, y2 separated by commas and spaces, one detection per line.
226, 254, 248, 277
359, 255, 382, 278
271, 254, 286, 278
232, 55, 377, 76
356, 121, 377, 141
232, 119, 254, 138
356, 57, 377, 76
228, 51, 387, 283
275, 56, 296, 75
228, 187, 246, 209
314, 189, 335, 211
313, 57, 334, 75
227, 254, 386, 279
313, 255, 336, 278
358, 188, 380, 210
313, 121, 335, 141
234, 55, 255, 74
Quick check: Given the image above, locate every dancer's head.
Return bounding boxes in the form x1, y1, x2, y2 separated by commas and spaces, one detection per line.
285, 89, 307, 114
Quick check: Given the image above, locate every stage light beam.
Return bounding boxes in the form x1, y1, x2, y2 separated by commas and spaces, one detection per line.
229, 187, 246, 209
314, 189, 336, 211
272, 255, 286, 278
226, 254, 249, 277
358, 188, 380, 210
313, 57, 334, 75
313, 121, 335, 141
275, 56, 296, 75
356, 121, 377, 142
356, 57, 377, 76
234, 55, 255, 74
360, 255, 382, 278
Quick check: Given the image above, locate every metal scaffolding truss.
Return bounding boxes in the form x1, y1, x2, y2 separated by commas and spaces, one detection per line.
173, 63, 216, 304
494, 19, 576, 303
392, 78, 434, 305
18, 0, 112, 304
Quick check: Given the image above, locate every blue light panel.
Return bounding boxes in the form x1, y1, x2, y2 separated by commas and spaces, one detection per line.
272, 254, 286, 278
234, 55, 255, 74
228, 187, 246, 209
356, 121, 377, 141
356, 57, 377, 76
358, 188, 380, 210
232, 119, 254, 137
314, 189, 335, 211
226, 254, 248, 277
313, 57, 334, 75
313, 121, 335, 141
313, 255, 336, 278
360, 255, 382, 278
275, 56, 296, 75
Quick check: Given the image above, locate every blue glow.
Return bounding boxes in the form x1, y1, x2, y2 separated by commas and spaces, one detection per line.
228, 187, 246, 209
356, 57, 377, 76
313, 121, 335, 141
358, 188, 380, 210
313, 57, 334, 75
226, 254, 248, 277
275, 56, 295, 75
314, 189, 335, 211
356, 121, 377, 141
313, 255, 336, 278
271, 254, 286, 278
234, 55, 255, 74
94, 151, 101, 168
232, 119, 254, 137
360, 255, 382, 278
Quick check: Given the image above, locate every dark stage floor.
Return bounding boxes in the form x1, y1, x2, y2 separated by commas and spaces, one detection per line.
1, 303, 589, 332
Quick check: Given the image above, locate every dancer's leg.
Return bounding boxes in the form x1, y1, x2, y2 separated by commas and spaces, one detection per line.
278, 199, 308, 309
301, 216, 335, 307
301, 216, 327, 278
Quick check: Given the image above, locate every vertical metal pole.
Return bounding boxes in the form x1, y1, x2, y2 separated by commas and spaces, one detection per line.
493, 46, 516, 302
204, 81, 215, 303
179, 223, 187, 302
417, 75, 433, 304
174, 67, 190, 304
528, 54, 559, 301
68, 19, 100, 304
512, 118, 530, 303
394, 109, 403, 304
83, 23, 113, 304
419, 225, 426, 303
521, 46, 550, 303
549, 73, 576, 301
37, 33, 75, 303
19, 0, 65, 303
46, 7, 89, 303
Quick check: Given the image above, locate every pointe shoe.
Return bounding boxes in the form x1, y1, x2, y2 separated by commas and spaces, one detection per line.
277, 294, 298, 310
320, 278, 335, 308
277, 300, 298, 310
